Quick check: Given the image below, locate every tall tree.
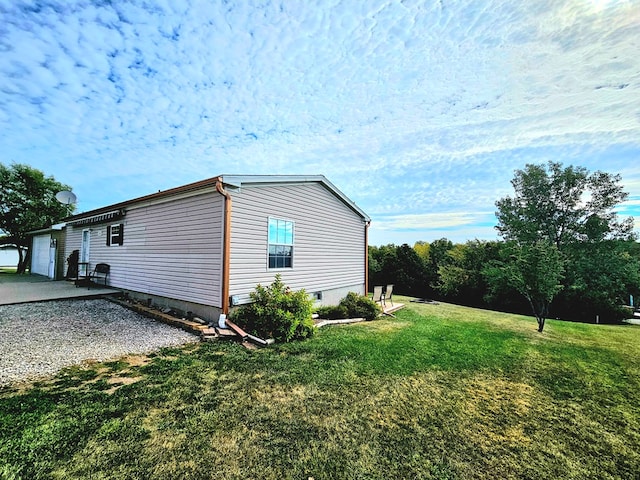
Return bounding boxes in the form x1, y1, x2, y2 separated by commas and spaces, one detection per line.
413, 241, 430, 263
392, 244, 430, 297
558, 240, 640, 322
0, 163, 74, 273
484, 241, 565, 332
494, 162, 636, 327
436, 240, 502, 307
368, 244, 397, 289
424, 237, 453, 292
495, 161, 634, 247
369, 244, 430, 297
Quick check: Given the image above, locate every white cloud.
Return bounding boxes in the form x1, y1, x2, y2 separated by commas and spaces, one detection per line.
374, 211, 495, 231
0, 0, 638, 242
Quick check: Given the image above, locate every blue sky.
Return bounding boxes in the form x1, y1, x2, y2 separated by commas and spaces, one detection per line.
1, 0, 639, 246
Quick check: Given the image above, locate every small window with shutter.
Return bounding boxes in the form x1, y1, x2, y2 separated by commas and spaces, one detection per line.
107, 224, 124, 246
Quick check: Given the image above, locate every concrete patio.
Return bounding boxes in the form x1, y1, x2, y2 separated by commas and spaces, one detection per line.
0, 273, 118, 306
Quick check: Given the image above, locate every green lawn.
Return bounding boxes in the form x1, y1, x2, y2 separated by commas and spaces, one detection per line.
2, 298, 639, 479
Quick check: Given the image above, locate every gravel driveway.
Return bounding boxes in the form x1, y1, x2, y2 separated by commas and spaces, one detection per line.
0, 299, 198, 386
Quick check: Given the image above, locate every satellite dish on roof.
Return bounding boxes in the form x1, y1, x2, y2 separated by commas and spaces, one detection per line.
55, 191, 77, 205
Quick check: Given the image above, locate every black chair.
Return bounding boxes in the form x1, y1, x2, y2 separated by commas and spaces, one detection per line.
88, 263, 110, 288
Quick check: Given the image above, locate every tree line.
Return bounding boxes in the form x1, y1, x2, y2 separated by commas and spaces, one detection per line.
370, 162, 640, 329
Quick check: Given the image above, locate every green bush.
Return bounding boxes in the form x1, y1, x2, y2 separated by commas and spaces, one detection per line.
230, 274, 315, 342
315, 292, 382, 321
314, 305, 349, 320
340, 292, 382, 320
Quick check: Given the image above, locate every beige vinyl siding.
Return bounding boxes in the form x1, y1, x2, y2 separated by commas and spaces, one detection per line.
65, 191, 224, 307
64, 227, 82, 260
55, 231, 66, 279
229, 183, 366, 298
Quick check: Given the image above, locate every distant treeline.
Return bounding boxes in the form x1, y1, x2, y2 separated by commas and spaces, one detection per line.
369, 238, 640, 323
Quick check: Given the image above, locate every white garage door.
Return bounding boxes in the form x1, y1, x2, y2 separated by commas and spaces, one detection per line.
31, 235, 51, 277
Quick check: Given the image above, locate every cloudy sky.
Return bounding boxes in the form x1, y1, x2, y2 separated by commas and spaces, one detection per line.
1, 0, 639, 245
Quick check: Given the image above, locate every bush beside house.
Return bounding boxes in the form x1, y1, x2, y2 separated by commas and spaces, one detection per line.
230, 275, 315, 343
315, 292, 382, 321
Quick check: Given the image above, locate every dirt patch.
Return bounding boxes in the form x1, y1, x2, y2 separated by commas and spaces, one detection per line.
104, 375, 144, 395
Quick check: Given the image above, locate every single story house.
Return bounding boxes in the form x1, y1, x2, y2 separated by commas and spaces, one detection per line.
52, 175, 370, 321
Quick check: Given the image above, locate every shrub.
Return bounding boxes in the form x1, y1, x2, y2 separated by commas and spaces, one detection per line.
230, 274, 315, 342
340, 292, 382, 320
314, 305, 349, 320
315, 292, 382, 321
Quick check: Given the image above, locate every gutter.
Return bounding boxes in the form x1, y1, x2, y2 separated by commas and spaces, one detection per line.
63, 177, 220, 223
213, 178, 274, 345
215, 178, 232, 315
365, 221, 370, 294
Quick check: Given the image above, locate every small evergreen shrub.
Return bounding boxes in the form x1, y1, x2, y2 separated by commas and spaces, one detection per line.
315, 292, 382, 321
230, 274, 315, 342
314, 305, 349, 320
340, 292, 382, 320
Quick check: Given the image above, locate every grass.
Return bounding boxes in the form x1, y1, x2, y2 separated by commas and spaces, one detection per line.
1, 297, 639, 479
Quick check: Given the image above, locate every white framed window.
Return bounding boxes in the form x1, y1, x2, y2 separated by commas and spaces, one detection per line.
107, 223, 124, 246
268, 218, 294, 269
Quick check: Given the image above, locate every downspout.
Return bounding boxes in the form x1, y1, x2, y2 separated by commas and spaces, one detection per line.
365, 221, 370, 295
216, 178, 232, 315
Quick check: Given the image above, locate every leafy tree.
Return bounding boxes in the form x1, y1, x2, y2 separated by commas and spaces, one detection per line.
393, 244, 430, 297
558, 240, 640, 322
495, 162, 636, 325
423, 237, 453, 293
436, 240, 502, 307
368, 244, 397, 288
369, 243, 430, 297
0, 163, 74, 273
484, 241, 565, 332
496, 161, 634, 247
427, 238, 453, 268
413, 241, 430, 263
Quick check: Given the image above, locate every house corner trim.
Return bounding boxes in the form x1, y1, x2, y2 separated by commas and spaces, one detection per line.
216, 178, 232, 314
365, 221, 370, 294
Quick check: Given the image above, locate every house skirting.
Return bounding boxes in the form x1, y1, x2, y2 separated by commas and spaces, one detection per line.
120, 282, 365, 325
313, 283, 366, 306
120, 289, 222, 324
